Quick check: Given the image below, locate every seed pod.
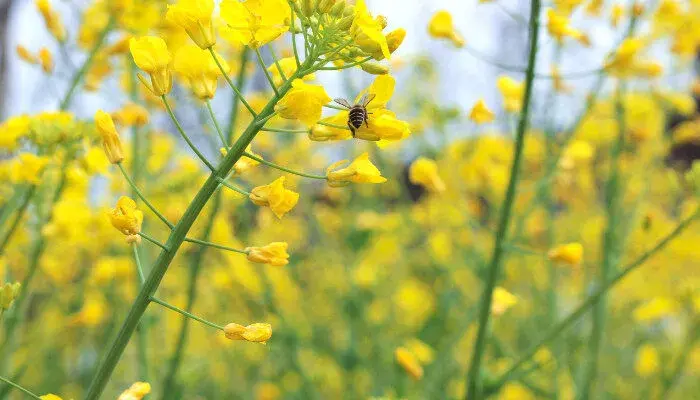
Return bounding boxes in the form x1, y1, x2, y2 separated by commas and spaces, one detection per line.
361, 61, 389, 75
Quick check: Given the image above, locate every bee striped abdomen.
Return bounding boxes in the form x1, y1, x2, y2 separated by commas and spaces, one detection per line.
348, 106, 368, 130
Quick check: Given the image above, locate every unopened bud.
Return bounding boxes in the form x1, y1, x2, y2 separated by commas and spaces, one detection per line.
329, 0, 346, 16
302, 0, 316, 16
318, 0, 335, 13
375, 15, 388, 30
343, 4, 354, 16
337, 15, 354, 30
361, 61, 389, 75
632, 2, 644, 16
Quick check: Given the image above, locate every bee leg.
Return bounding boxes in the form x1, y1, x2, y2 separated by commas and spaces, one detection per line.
348, 122, 356, 137
365, 119, 369, 128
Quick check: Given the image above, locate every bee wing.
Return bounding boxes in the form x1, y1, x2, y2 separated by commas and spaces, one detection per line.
334, 98, 353, 109
362, 93, 377, 107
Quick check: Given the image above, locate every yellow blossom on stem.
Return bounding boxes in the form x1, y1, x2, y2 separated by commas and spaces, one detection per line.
166, 0, 216, 49
249, 176, 299, 218
547, 242, 583, 266
224, 322, 272, 343
395, 347, 424, 380
633, 297, 677, 322
409, 157, 446, 192
245, 242, 290, 266
348, 75, 411, 141
367, 28, 406, 61
326, 153, 387, 187
94, 110, 125, 164
405, 338, 435, 364
469, 99, 495, 124
309, 113, 353, 141
40, 395, 63, 400
117, 382, 151, 400
0, 282, 21, 310
38, 47, 53, 73
635, 344, 659, 377
36, 0, 66, 42
497, 76, 524, 113
232, 146, 262, 175
428, 10, 464, 48
267, 57, 314, 87
220, 0, 289, 48
275, 79, 332, 126
351, 0, 391, 59
491, 287, 517, 316
173, 45, 229, 100
130, 36, 173, 96
559, 140, 594, 169
109, 196, 143, 243
10, 153, 50, 185
0, 115, 30, 150
547, 9, 590, 46
16, 45, 38, 64
112, 103, 149, 127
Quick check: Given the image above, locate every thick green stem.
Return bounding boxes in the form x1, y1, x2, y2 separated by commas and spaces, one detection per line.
580, 81, 627, 400
83, 66, 306, 400
488, 205, 700, 393
0, 186, 36, 255
59, 18, 114, 111
464, 1, 540, 398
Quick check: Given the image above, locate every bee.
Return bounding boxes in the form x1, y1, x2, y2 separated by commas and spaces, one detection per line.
334, 94, 376, 137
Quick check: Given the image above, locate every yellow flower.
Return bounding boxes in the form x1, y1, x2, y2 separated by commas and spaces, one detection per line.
232, 146, 262, 175
130, 36, 172, 96
585, 0, 603, 15
604, 38, 643, 75
173, 45, 228, 100
0, 282, 21, 310
365, 28, 406, 61
395, 347, 424, 380
166, 0, 215, 49
246, 242, 290, 266
497, 76, 524, 113
267, 57, 314, 87
309, 114, 353, 141
428, 10, 464, 48
220, 0, 289, 48
351, 0, 391, 59
546, 9, 589, 46
610, 4, 623, 27
551, 66, 572, 93
491, 287, 517, 316
547, 243, 583, 266
275, 79, 331, 126
112, 103, 149, 127
469, 99, 495, 124
635, 344, 659, 377
0, 115, 31, 150
405, 339, 435, 365
117, 382, 151, 400
224, 322, 272, 343
94, 110, 124, 164
326, 153, 387, 187
249, 177, 299, 218
109, 196, 143, 242
16, 45, 38, 64
10, 153, 50, 185
409, 157, 445, 192
36, 0, 66, 42
40, 395, 63, 400
38, 47, 53, 73
559, 140, 594, 169
633, 297, 678, 322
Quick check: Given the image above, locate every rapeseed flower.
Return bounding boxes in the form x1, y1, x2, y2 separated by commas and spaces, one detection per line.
428, 10, 464, 48
326, 153, 386, 187
548, 243, 583, 266
245, 242, 290, 266
395, 347, 424, 380
249, 177, 299, 218
469, 99, 495, 124
94, 110, 124, 164
220, 0, 289, 48
497, 76, 524, 113
130, 36, 173, 96
275, 80, 332, 126
409, 157, 446, 192
352, 0, 391, 59
109, 196, 143, 242
173, 45, 229, 100
224, 322, 272, 343
166, 0, 216, 49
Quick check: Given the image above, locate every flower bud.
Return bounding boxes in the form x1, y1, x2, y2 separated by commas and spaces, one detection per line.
109, 196, 144, 242
329, 0, 346, 16
224, 322, 272, 343
302, 0, 316, 16
0, 282, 21, 310
245, 242, 290, 266
317, 0, 335, 13
360, 61, 389, 75
94, 110, 124, 164
337, 15, 354, 30
548, 243, 583, 266
395, 347, 423, 380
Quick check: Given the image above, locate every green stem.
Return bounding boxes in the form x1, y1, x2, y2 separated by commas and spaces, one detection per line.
268, 44, 288, 82
316, 56, 369, 71
205, 100, 228, 149
226, 48, 251, 142
59, 18, 114, 110
210, 47, 257, 117
243, 152, 326, 180
83, 66, 307, 400
149, 297, 224, 331
0, 186, 36, 255
580, 81, 627, 400
261, 127, 308, 134
183, 237, 247, 255
317, 121, 350, 130
290, 5, 302, 68
162, 96, 216, 171
132, 244, 145, 284
464, 0, 540, 397
323, 103, 347, 111
138, 232, 168, 250
217, 178, 251, 196
488, 205, 700, 393
0, 375, 42, 400
118, 163, 174, 229
660, 319, 699, 397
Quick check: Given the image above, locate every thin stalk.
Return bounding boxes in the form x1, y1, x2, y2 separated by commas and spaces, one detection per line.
210, 47, 257, 117
138, 232, 168, 250
268, 44, 288, 82
183, 237, 248, 255
206, 100, 227, 149
243, 152, 326, 180
118, 163, 174, 229
660, 319, 699, 397
59, 18, 114, 110
323, 103, 347, 111
261, 127, 309, 134
0, 376, 42, 400
290, 5, 302, 68
162, 96, 216, 171
217, 178, 251, 196
0, 186, 36, 255
580, 81, 627, 400
464, 0, 541, 398
488, 205, 700, 393
317, 121, 350, 130
84, 66, 307, 400
132, 244, 145, 284
160, 53, 250, 397
149, 297, 224, 331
